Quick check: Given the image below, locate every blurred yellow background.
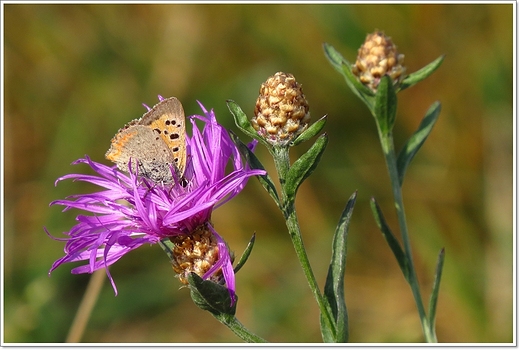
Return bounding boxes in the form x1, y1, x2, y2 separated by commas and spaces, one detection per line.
4, 3, 513, 343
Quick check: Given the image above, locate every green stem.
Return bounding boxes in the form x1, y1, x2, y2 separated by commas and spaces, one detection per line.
218, 315, 268, 343
271, 146, 336, 339
380, 132, 436, 342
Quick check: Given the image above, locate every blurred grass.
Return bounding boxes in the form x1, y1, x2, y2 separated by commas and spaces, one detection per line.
4, 3, 513, 343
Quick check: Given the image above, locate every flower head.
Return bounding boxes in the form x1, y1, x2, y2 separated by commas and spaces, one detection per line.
352, 31, 406, 92
252, 72, 311, 146
47, 99, 265, 304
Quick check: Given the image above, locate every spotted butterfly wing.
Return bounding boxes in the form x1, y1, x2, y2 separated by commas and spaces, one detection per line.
105, 97, 187, 184
138, 97, 186, 177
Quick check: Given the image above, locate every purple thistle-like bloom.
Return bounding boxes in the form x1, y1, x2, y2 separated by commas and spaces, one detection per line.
47, 100, 264, 304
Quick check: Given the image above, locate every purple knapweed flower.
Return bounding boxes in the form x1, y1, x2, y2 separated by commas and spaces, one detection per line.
47, 99, 264, 304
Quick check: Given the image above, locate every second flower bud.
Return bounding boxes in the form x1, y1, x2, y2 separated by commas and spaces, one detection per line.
252, 72, 311, 146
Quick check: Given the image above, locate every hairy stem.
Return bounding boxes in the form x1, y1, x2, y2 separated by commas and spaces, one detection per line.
380, 132, 436, 342
271, 146, 336, 339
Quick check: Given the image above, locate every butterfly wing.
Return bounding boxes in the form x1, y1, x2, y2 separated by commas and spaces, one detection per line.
138, 97, 187, 177
105, 125, 176, 183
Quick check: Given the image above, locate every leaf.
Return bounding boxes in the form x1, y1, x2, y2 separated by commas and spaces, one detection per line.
396, 101, 441, 186
374, 75, 397, 135
234, 233, 256, 274
369, 197, 410, 282
323, 42, 346, 67
323, 43, 375, 110
428, 248, 445, 334
292, 115, 327, 146
320, 191, 357, 343
227, 100, 265, 144
284, 133, 328, 201
230, 131, 280, 206
320, 316, 336, 343
158, 238, 175, 261
400, 55, 445, 91
187, 273, 237, 317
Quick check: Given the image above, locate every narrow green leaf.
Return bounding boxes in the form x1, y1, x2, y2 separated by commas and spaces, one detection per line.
188, 273, 237, 317
428, 248, 445, 332
292, 115, 327, 146
320, 191, 357, 343
284, 133, 328, 200
158, 238, 175, 261
234, 233, 256, 274
323, 43, 375, 110
400, 55, 445, 91
322, 42, 374, 97
229, 131, 280, 206
323, 42, 346, 67
374, 75, 397, 135
319, 315, 335, 343
396, 101, 441, 186
227, 100, 265, 143
369, 197, 410, 282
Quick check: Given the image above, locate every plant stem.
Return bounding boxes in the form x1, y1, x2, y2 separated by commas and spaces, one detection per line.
271, 146, 336, 339
218, 315, 268, 343
380, 132, 436, 342
66, 269, 105, 342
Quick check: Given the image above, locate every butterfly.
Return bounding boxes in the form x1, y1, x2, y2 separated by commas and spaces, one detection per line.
105, 97, 186, 184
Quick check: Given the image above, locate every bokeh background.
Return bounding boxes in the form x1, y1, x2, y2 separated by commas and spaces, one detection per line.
4, 3, 513, 343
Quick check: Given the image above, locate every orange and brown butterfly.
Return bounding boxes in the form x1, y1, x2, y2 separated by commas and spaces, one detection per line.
105, 97, 186, 184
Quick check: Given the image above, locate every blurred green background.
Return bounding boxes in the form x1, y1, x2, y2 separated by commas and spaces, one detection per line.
4, 3, 513, 343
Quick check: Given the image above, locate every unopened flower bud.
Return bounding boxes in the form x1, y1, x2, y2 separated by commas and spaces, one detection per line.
352, 31, 406, 92
170, 225, 226, 285
253, 72, 311, 145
